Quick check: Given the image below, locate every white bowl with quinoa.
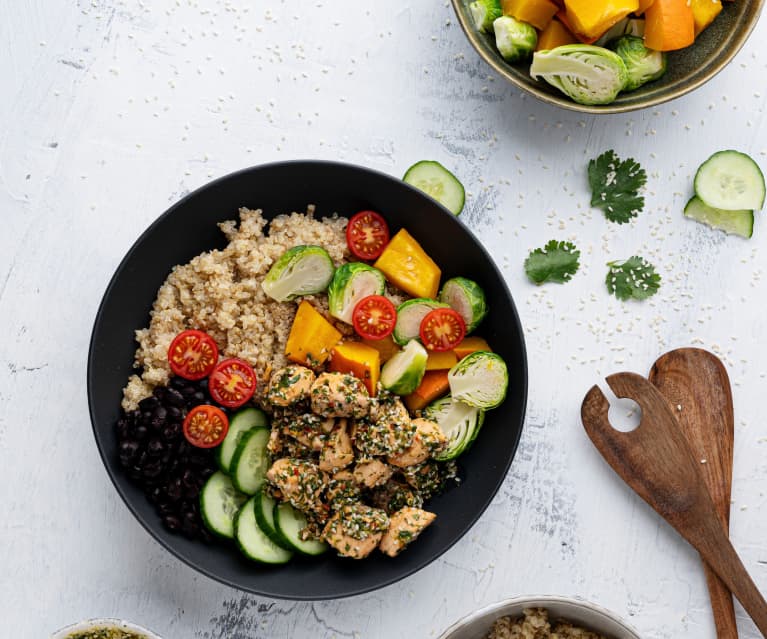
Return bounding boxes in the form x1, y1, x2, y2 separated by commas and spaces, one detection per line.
438, 596, 641, 639
51, 618, 162, 639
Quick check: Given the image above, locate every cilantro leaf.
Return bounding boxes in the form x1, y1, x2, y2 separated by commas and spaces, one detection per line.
588, 150, 647, 224
606, 256, 661, 300
524, 240, 580, 285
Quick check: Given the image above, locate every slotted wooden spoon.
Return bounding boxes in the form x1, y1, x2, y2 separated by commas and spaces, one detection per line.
650, 348, 737, 638
581, 372, 767, 636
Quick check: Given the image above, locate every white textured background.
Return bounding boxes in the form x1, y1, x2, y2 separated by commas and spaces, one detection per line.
2, 1, 766, 637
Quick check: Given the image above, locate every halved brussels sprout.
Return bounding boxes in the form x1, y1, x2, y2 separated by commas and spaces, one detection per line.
493, 16, 537, 63
530, 44, 628, 106
610, 35, 667, 92
262, 245, 335, 302
380, 340, 428, 395
448, 351, 508, 409
469, 0, 502, 33
438, 277, 488, 334
327, 262, 386, 324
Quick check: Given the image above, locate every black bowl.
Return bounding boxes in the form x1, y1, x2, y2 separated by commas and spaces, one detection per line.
88, 160, 528, 600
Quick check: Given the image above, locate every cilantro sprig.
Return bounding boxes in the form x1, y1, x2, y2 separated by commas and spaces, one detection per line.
606, 256, 661, 300
524, 240, 580, 285
588, 150, 647, 224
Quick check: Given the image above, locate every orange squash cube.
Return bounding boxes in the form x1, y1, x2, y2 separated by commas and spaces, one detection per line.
329, 341, 381, 396
285, 301, 342, 367
536, 18, 577, 50
644, 0, 694, 51
502, 0, 559, 30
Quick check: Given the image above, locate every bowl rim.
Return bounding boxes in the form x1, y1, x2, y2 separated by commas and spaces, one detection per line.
450, 0, 766, 114
87, 159, 529, 600
51, 618, 162, 639
437, 594, 642, 638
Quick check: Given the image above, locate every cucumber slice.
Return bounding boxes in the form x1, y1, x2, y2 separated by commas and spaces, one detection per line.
694, 150, 766, 211
380, 340, 428, 395
393, 298, 449, 345
327, 262, 387, 324
423, 395, 485, 461
200, 471, 248, 539
234, 497, 294, 564
262, 245, 335, 302
274, 502, 329, 556
448, 351, 508, 409
230, 427, 271, 495
438, 277, 488, 334
253, 490, 293, 550
217, 407, 269, 473
684, 196, 754, 239
403, 161, 466, 216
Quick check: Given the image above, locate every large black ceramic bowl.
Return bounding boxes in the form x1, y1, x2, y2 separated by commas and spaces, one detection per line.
88, 161, 528, 600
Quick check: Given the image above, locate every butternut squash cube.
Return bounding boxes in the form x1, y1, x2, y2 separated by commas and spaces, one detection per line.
453, 336, 492, 359
361, 335, 400, 363
373, 229, 441, 299
502, 0, 559, 30
690, 0, 722, 36
564, 0, 639, 40
285, 301, 342, 367
536, 18, 577, 50
329, 341, 381, 396
425, 350, 458, 371
644, 0, 694, 51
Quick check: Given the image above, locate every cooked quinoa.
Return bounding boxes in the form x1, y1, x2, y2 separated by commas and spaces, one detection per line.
484, 608, 609, 639
122, 206, 350, 411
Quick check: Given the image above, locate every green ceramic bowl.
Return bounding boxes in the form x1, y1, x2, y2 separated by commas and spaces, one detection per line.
451, 1, 764, 113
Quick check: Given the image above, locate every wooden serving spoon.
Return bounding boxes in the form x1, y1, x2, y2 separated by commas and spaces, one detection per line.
649, 348, 737, 638
581, 372, 767, 636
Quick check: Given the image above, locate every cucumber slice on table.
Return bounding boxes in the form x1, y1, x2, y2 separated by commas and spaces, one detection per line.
217, 407, 269, 473
380, 339, 428, 395
393, 298, 449, 345
230, 427, 271, 495
234, 497, 294, 564
423, 395, 485, 461
403, 161, 465, 216
274, 502, 329, 556
253, 490, 293, 550
200, 471, 248, 539
684, 196, 754, 239
438, 277, 488, 334
694, 150, 765, 211
448, 351, 508, 409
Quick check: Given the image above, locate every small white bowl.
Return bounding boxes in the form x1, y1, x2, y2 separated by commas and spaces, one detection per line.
438, 595, 641, 639
51, 619, 162, 639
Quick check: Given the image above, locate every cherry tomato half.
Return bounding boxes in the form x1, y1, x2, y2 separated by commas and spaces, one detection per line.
419, 308, 466, 352
183, 404, 229, 448
352, 295, 397, 340
167, 329, 219, 380
208, 358, 257, 408
346, 210, 390, 260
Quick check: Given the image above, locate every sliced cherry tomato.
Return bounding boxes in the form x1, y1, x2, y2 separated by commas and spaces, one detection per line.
352, 295, 397, 340
346, 210, 390, 260
419, 308, 466, 352
183, 404, 229, 448
167, 329, 219, 380
208, 358, 257, 408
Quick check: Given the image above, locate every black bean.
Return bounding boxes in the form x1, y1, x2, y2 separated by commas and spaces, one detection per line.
142, 461, 163, 479
138, 396, 160, 413
196, 378, 209, 392
118, 440, 140, 465
167, 405, 182, 420
147, 438, 164, 457
163, 515, 181, 531
166, 478, 183, 501
134, 425, 149, 440
165, 387, 185, 407
180, 385, 196, 398
152, 386, 167, 401
191, 391, 206, 404
181, 512, 199, 537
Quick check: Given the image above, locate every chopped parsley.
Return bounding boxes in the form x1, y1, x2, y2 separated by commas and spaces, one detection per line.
606, 256, 661, 301
524, 240, 580, 285
588, 150, 646, 224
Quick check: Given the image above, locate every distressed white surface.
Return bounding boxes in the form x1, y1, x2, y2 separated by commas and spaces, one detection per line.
2, 1, 766, 637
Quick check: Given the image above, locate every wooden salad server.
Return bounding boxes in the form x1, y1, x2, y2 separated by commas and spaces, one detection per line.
581, 372, 767, 636
649, 348, 737, 639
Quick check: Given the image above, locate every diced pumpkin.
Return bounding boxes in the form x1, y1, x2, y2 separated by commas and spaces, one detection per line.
556, 9, 599, 43
501, 0, 559, 30
690, 0, 722, 36
329, 341, 380, 396
285, 300, 342, 367
404, 370, 451, 412
373, 229, 441, 299
361, 335, 400, 363
637, 0, 654, 14
425, 350, 458, 371
454, 336, 493, 359
644, 0, 694, 51
564, 0, 639, 40
536, 18, 577, 50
